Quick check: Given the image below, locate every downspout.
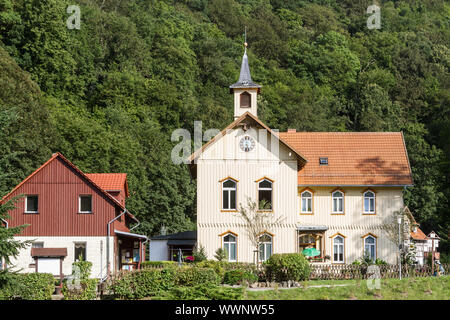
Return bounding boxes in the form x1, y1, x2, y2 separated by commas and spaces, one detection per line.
1, 219, 7, 270
141, 237, 149, 267
106, 209, 127, 279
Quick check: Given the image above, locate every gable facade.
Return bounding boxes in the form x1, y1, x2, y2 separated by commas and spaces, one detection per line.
191, 48, 413, 265
1, 153, 146, 278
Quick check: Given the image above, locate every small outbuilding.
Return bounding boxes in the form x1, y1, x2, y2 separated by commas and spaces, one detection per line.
149, 231, 197, 261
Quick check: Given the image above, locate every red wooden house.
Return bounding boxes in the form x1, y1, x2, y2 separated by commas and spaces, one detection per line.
0, 153, 147, 279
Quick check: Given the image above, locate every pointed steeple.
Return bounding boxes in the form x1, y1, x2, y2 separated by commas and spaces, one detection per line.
230, 30, 261, 119
229, 50, 261, 91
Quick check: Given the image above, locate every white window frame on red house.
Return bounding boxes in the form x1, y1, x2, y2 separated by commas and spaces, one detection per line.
25, 195, 39, 214
78, 195, 93, 214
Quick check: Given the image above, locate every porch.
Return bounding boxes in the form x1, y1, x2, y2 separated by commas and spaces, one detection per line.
297, 225, 329, 263
115, 230, 147, 271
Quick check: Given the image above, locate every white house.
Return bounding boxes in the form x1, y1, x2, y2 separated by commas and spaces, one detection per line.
188, 46, 413, 265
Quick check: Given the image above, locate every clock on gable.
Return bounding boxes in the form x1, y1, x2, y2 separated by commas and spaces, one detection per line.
239, 136, 255, 152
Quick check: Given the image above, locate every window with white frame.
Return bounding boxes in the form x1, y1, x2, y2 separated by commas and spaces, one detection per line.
363, 191, 375, 214
25, 195, 39, 213
258, 234, 273, 262
364, 235, 376, 261
79, 195, 92, 213
332, 235, 345, 263
74, 242, 86, 262
332, 191, 344, 214
223, 233, 237, 262
258, 179, 273, 210
222, 179, 237, 210
301, 190, 312, 213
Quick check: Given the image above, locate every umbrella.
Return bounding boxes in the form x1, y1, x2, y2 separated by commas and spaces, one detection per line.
177, 248, 183, 266
302, 247, 320, 257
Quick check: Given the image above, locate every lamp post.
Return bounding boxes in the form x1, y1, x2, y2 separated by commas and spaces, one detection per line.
397, 216, 402, 280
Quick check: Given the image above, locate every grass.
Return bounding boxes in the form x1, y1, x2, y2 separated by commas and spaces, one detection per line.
245, 276, 450, 300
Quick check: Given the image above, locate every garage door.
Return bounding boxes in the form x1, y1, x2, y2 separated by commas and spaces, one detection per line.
37, 258, 60, 275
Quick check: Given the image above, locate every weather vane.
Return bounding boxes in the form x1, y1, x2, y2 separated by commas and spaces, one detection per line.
244, 26, 248, 52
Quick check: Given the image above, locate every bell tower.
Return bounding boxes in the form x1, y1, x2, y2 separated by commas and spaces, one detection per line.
230, 31, 261, 119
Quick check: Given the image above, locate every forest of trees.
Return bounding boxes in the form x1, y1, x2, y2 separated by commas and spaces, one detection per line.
0, 0, 448, 253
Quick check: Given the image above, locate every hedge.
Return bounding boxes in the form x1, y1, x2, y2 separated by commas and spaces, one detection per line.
175, 267, 221, 287
62, 260, 98, 300
108, 268, 177, 299
264, 253, 311, 282
0, 273, 55, 300
223, 269, 258, 285
141, 261, 177, 268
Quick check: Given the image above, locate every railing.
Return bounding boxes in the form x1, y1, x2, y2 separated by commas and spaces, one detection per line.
309, 264, 448, 280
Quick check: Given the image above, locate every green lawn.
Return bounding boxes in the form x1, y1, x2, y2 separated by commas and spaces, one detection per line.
245, 276, 450, 300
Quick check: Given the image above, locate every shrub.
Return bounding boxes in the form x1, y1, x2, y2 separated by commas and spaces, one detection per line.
264, 253, 311, 282
141, 261, 177, 269
196, 260, 227, 280
108, 268, 176, 299
62, 260, 98, 300
223, 269, 258, 285
214, 248, 227, 261
62, 278, 98, 300
0, 273, 55, 300
193, 245, 208, 262
176, 267, 220, 287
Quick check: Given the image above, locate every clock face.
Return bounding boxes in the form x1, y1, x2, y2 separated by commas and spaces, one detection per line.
239, 136, 255, 152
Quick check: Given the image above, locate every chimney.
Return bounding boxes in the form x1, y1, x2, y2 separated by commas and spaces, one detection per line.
287, 129, 296, 133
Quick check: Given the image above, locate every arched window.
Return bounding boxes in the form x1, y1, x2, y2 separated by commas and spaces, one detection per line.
223, 233, 237, 262
364, 235, 376, 261
258, 179, 273, 210
240, 91, 251, 108
222, 179, 237, 211
363, 191, 376, 214
258, 233, 273, 262
301, 190, 312, 213
332, 235, 345, 263
332, 191, 344, 214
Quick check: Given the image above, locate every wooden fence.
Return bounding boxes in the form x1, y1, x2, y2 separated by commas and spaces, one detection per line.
309, 264, 448, 280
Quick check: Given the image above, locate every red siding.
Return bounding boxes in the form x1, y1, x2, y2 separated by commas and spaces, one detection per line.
4, 157, 130, 237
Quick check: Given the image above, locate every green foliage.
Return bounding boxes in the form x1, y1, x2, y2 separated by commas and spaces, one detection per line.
264, 253, 311, 282
156, 283, 244, 300
141, 261, 177, 268
193, 244, 207, 262
175, 267, 220, 287
108, 268, 177, 300
214, 248, 227, 262
0, 273, 55, 300
62, 278, 98, 300
0, 0, 448, 256
62, 260, 97, 300
0, 197, 31, 288
223, 269, 258, 285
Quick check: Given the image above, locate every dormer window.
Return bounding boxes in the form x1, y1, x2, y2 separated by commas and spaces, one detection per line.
240, 91, 251, 108
319, 157, 328, 165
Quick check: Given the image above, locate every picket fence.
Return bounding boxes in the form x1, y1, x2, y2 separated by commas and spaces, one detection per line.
308, 263, 448, 280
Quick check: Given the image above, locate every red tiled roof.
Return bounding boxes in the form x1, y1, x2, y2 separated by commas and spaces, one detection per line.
411, 228, 428, 240
31, 247, 67, 257
279, 132, 413, 186
86, 173, 129, 197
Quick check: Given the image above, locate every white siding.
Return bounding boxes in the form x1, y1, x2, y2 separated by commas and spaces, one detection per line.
149, 240, 169, 261
10, 236, 113, 278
